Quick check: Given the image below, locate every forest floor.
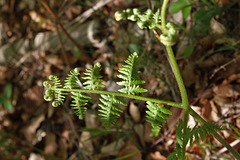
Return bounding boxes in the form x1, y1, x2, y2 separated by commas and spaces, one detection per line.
0, 0, 240, 159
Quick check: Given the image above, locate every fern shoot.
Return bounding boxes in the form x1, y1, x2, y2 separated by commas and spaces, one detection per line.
43, 75, 67, 107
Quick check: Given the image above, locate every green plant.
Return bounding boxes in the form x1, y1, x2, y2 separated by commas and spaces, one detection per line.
43, 1, 240, 159
169, 0, 234, 58
0, 83, 13, 111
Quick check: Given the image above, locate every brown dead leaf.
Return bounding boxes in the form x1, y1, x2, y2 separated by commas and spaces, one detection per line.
213, 83, 239, 106
79, 131, 94, 156
149, 151, 166, 160
44, 132, 57, 155
118, 140, 142, 160
210, 18, 226, 35
57, 137, 68, 159
200, 98, 212, 120
209, 100, 221, 122
134, 124, 145, 148
21, 113, 45, 142
236, 116, 240, 129
101, 138, 125, 156
182, 64, 197, 88
143, 122, 155, 143
129, 101, 141, 123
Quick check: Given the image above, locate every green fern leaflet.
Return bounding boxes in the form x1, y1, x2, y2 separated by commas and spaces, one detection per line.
82, 62, 105, 90
63, 68, 91, 119
98, 95, 126, 129
117, 52, 147, 95
146, 102, 172, 136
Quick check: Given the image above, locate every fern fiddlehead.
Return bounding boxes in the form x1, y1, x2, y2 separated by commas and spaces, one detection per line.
115, 9, 177, 46
43, 75, 67, 107
117, 52, 147, 95
115, 8, 161, 30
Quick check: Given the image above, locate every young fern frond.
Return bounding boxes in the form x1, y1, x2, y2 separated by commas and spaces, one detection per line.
168, 119, 225, 159
43, 75, 67, 107
146, 102, 172, 136
117, 52, 147, 95
82, 62, 105, 90
98, 95, 126, 129
63, 68, 91, 119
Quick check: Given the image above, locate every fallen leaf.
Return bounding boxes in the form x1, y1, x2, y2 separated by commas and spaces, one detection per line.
79, 131, 94, 156
129, 101, 141, 123
20, 113, 45, 142
44, 132, 57, 154
149, 151, 166, 160
118, 140, 142, 160
134, 124, 145, 148
101, 138, 125, 156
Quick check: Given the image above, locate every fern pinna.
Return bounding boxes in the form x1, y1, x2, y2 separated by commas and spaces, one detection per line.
82, 62, 105, 90
167, 119, 225, 160
98, 95, 126, 129
117, 52, 148, 95
146, 102, 172, 136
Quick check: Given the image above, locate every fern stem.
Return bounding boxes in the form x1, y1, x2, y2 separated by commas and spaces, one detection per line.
165, 37, 190, 160
161, 0, 169, 32
161, 1, 190, 159
160, 1, 240, 159
52, 88, 183, 108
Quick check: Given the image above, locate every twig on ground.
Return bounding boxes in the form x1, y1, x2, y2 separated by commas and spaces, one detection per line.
39, 0, 92, 63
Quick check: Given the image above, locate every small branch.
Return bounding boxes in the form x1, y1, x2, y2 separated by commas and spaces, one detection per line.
210, 53, 240, 79
39, 0, 93, 63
